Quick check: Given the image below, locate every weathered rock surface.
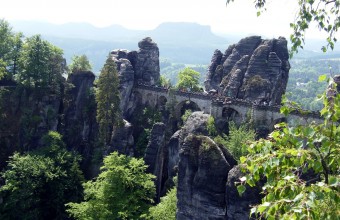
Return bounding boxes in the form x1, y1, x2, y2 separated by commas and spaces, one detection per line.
111, 38, 160, 86
144, 122, 166, 202
0, 79, 65, 169
63, 71, 97, 158
111, 37, 160, 118
180, 111, 210, 139
166, 111, 211, 183
135, 37, 160, 84
167, 130, 181, 185
327, 74, 340, 100
205, 36, 290, 105
111, 51, 135, 115
226, 166, 263, 220
177, 134, 231, 220
174, 112, 235, 220
107, 119, 134, 155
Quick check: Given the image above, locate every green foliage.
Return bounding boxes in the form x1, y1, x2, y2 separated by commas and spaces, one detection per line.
69, 54, 92, 73
16, 35, 66, 94
17, 35, 49, 88
148, 187, 177, 220
159, 75, 172, 88
0, 58, 7, 80
0, 131, 84, 220
160, 61, 207, 86
134, 107, 161, 156
95, 56, 121, 145
215, 122, 255, 161
285, 59, 334, 111
143, 107, 162, 125
66, 152, 155, 220
7, 32, 24, 75
207, 115, 217, 136
237, 78, 340, 219
135, 128, 151, 157
181, 109, 192, 124
0, 19, 14, 62
0, 19, 24, 79
227, 0, 340, 54
175, 67, 201, 92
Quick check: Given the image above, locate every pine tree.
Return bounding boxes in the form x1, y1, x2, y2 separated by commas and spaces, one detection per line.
95, 56, 121, 144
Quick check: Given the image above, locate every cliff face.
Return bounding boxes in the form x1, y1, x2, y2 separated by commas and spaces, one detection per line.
171, 112, 261, 219
172, 112, 230, 219
0, 79, 65, 169
62, 71, 97, 152
205, 36, 290, 105
111, 37, 160, 118
144, 122, 166, 202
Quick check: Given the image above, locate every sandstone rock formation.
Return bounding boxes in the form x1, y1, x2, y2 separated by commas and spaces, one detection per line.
113, 54, 135, 116
166, 112, 211, 183
62, 71, 98, 170
107, 119, 134, 155
174, 112, 236, 219
0, 78, 65, 169
134, 37, 160, 84
226, 166, 263, 220
177, 134, 232, 220
111, 37, 160, 118
205, 36, 290, 105
166, 130, 181, 186
144, 122, 166, 202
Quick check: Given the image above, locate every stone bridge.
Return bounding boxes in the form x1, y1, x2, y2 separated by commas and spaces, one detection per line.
133, 83, 322, 129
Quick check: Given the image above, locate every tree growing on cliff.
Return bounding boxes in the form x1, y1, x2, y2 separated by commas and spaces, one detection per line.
16, 35, 66, 93
176, 67, 201, 92
66, 152, 155, 220
95, 56, 121, 144
0, 19, 23, 79
68, 54, 92, 73
226, 0, 340, 54
0, 131, 84, 220
17, 35, 50, 89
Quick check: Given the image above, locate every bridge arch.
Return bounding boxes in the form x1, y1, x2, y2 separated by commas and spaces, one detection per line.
175, 100, 201, 119
222, 107, 243, 125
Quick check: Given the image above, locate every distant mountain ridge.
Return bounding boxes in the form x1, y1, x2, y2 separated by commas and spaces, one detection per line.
10, 21, 231, 71
9, 21, 340, 73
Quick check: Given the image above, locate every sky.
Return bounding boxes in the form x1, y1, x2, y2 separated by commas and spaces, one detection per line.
0, 0, 329, 39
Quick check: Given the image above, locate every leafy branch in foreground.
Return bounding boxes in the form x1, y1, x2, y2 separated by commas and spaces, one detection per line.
237, 77, 340, 219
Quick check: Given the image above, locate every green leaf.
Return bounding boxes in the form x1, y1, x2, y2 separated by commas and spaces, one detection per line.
293, 193, 304, 202
237, 185, 246, 196
329, 176, 339, 187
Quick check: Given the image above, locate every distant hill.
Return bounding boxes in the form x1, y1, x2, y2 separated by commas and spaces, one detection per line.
11, 21, 231, 72
10, 21, 340, 73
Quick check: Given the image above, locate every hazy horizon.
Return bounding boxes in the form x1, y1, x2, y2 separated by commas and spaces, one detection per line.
1, 0, 332, 40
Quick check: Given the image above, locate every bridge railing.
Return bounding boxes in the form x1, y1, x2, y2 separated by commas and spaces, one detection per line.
134, 82, 321, 119
135, 82, 213, 100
